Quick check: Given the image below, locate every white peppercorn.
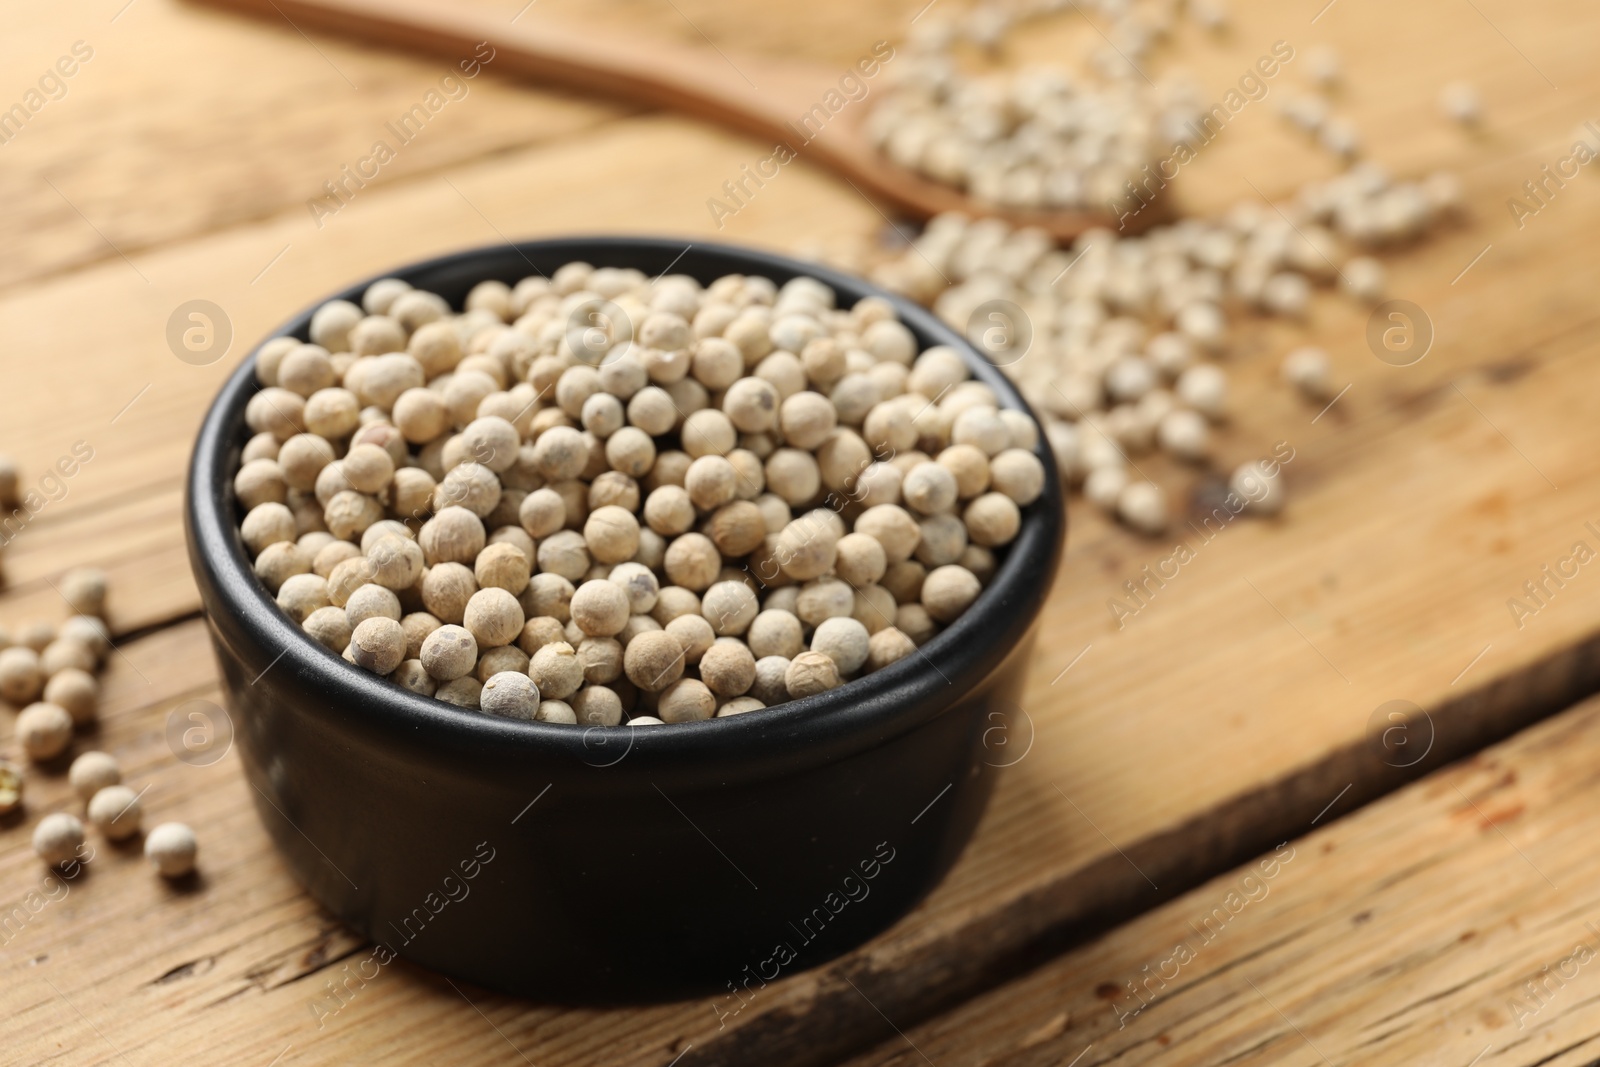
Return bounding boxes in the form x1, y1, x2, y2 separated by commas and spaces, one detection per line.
235, 459, 289, 509
915, 514, 968, 568
350, 617, 406, 674
472, 542, 530, 595
1084, 466, 1128, 512
43, 668, 97, 725
481, 672, 542, 719
596, 561, 659, 616
302, 606, 353, 652
280, 344, 337, 396
1177, 364, 1228, 421
853, 582, 898, 633
569, 686, 622, 726
724, 376, 780, 434
88, 784, 142, 840
811, 616, 870, 675
624, 630, 685, 691
345, 583, 403, 628
17, 702, 72, 761
41, 639, 97, 678
896, 603, 937, 646
1117, 481, 1168, 534
529, 699, 573, 724
420, 624, 478, 681
1440, 81, 1482, 126
1157, 409, 1210, 461
584, 505, 641, 564
305, 387, 361, 439
716, 697, 765, 717
34, 812, 85, 868
324, 490, 384, 542
693, 500, 756, 556
922, 565, 982, 624
471, 646, 526, 684
785, 651, 841, 698
963, 493, 1021, 547
664, 533, 721, 591
1342, 256, 1385, 304
793, 579, 851, 628
665, 613, 716, 667
18, 622, 55, 653
779, 392, 838, 451
902, 461, 959, 516
531, 426, 590, 481
246, 387, 306, 441
436, 462, 502, 517
431, 676, 480, 711
521, 575, 574, 625
420, 507, 487, 566
988, 449, 1045, 505
463, 587, 524, 648
881, 560, 927, 605
241, 503, 296, 556
570, 580, 631, 637
275, 573, 330, 623
529, 641, 584, 700
398, 612, 442, 660
749, 655, 791, 705
145, 822, 199, 878
359, 534, 418, 591
1232, 459, 1288, 516
855, 504, 921, 563
392, 659, 437, 697
571, 636, 620, 684
658, 678, 715, 723
746, 609, 803, 659
1282, 346, 1334, 400
701, 581, 758, 636
69, 750, 120, 800
866, 627, 917, 671
772, 514, 836, 581
330, 554, 383, 607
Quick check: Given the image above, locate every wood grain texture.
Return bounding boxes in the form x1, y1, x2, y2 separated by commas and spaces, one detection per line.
841, 692, 1600, 1067
0, 0, 620, 289
1, 0, 1599, 1063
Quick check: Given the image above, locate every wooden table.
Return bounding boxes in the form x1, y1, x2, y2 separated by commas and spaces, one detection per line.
2, 0, 1597, 1064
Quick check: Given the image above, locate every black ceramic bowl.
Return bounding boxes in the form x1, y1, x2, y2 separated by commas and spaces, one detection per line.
186, 238, 1064, 1003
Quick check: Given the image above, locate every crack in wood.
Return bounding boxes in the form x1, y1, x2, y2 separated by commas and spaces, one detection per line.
152, 956, 218, 985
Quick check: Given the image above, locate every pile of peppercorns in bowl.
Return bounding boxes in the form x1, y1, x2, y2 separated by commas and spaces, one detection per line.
231, 254, 1048, 727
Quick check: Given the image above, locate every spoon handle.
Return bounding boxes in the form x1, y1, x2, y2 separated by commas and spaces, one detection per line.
190, 0, 1126, 236
195, 0, 853, 156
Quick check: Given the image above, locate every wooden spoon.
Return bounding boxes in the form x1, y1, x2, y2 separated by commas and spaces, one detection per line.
188, 0, 1158, 239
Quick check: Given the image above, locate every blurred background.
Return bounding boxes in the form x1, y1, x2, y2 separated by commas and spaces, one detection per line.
2, 0, 1597, 1064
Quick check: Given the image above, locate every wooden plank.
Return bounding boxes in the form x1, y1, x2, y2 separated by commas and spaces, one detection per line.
840, 692, 1600, 1067
0, 0, 620, 289
2, 0, 1600, 1063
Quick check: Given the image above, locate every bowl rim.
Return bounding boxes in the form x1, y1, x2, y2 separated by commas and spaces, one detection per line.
186, 236, 1064, 776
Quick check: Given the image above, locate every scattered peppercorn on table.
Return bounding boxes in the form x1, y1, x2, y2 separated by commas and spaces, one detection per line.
3, 0, 1599, 1065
